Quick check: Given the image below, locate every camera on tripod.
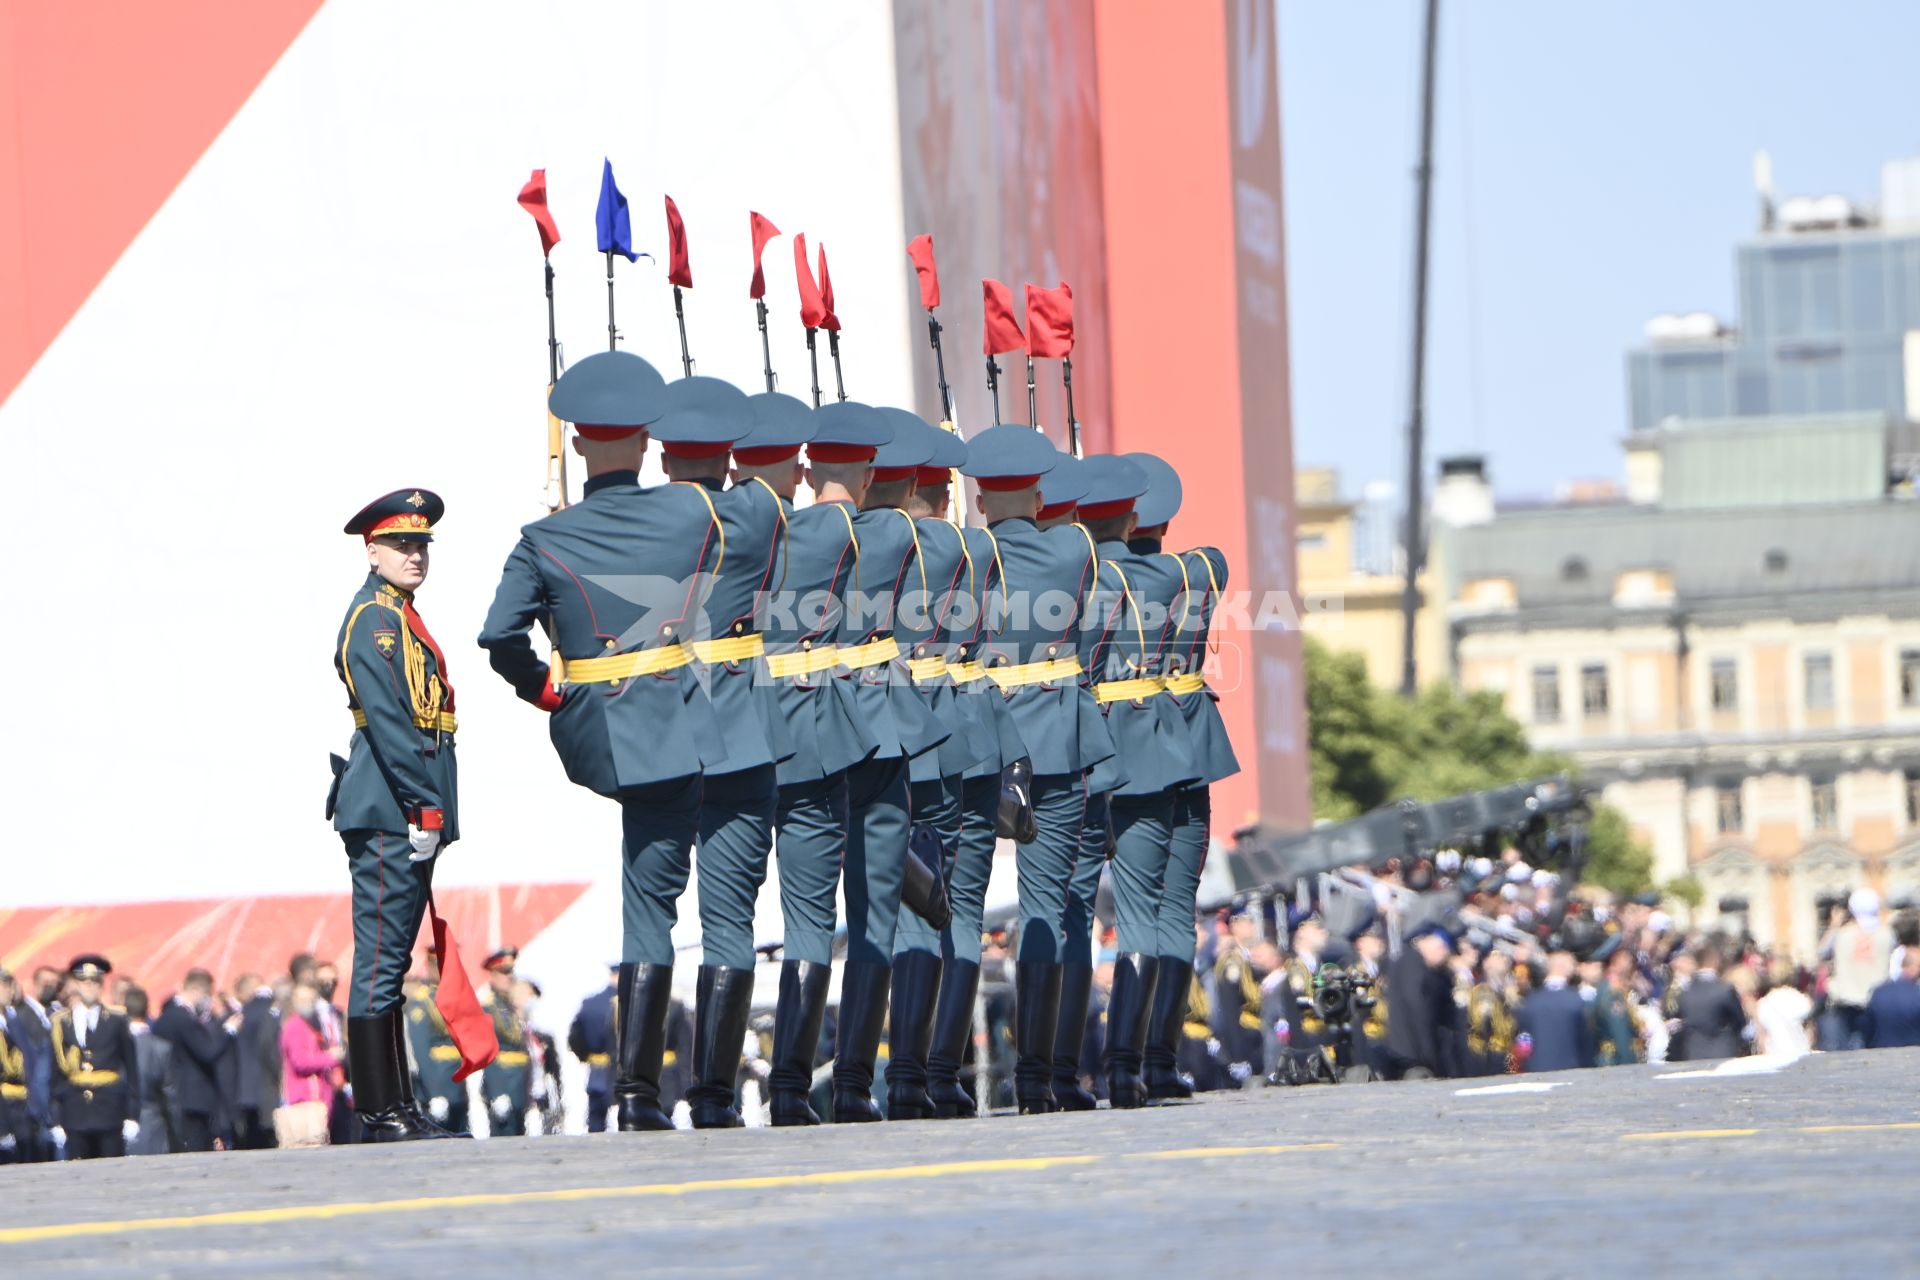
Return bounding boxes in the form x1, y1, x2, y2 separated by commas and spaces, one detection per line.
1271, 965, 1377, 1086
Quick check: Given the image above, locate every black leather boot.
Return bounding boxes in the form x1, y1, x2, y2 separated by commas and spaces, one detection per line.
614, 962, 676, 1132
769, 960, 831, 1126
387, 1006, 461, 1138
927, 958, 980, 1119
687, 966, 755, 1129
1145, 957, 1197, 1102
1013, 962, 1063, 1115
831, 961, 891, 1123
886, 951, 942, 1120
1050, 962, 1099, 1111
1105, 953, 1159, 1110
348, 1014, 435, 1142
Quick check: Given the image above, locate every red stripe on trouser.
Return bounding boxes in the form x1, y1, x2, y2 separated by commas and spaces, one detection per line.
368, 833, 386, 1014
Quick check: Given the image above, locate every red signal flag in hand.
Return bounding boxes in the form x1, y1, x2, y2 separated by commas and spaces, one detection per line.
664, 195, 692, 288
794, 232, 827, 329
427, 900, 500, 1081
1026, 281, 1074, 358
517, 169, 560, 257
983, 278, 1025, 355
749, 211, 781, 299
907, 234, 940, 310
817, 244, 841, 332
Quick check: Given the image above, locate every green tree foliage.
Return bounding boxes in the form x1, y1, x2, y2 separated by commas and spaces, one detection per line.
1304, 637, 1653, 895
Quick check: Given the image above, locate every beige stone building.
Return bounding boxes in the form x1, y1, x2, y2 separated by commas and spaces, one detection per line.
1446, 419, 1920, 958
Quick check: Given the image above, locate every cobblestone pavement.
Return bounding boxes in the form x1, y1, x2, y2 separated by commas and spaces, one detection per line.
4, 1048, 1917, 1277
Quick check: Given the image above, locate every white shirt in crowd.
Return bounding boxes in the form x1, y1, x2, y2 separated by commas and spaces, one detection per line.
1754, 986, 1814, 1057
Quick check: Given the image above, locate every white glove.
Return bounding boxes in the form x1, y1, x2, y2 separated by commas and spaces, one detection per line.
408, 824, 442, 862
490, 1094, 512, 1119
427, 1096, 450, 1122
0, 1132, 16, 1152
123, 1118, 140, 1141
50, 1126, 66, 1146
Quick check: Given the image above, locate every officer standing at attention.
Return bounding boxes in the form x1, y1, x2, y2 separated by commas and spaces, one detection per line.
480, 948, 531, 1136
48, 956, 139, 1159
959, 424, 1113, 1114
835, 404, 949, 1122
925, 468, 1034, 1119
650, 376, 790, 1129
728, 394, 877, 1127
405, 957, 468, 1135
567, 965, 619, 1133
478, 350, 725, 1134
882, 409, 978, 1120
1077, 455, 1199, 1107
1140, 454, 1240, 1102
332, 488, 460, 1142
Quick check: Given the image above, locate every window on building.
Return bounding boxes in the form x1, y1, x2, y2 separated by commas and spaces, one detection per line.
1715, 782, 1744, 834
1907, 769, 1920, 825
1581, 663, 1609, 718
1532, 665, 1561, 724
1804, 652, 1834, 711
1710, 658, 1739, 713
1810, 776, 1838, 832
1297, 530, 1327, 551
1902, 649, 1920, 708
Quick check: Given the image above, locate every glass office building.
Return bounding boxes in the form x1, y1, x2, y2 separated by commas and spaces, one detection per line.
1627, 222, 1920, 431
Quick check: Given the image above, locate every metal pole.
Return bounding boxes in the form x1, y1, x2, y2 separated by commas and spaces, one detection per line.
757, 298, 776, 392
1398, 0, 1440, 698
605, 250, 618, 350
828, 330, 847, 401
673, 284, 693, 376
1062, 357, 1081, 458
986, 357, 1003, 424
1025, 356, 1038, 428
928, 314, 956, 427
806, 329, 822, 408
544, 259, 559, 384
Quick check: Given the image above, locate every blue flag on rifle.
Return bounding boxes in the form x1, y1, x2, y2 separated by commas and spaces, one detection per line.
597, 159, 637, 262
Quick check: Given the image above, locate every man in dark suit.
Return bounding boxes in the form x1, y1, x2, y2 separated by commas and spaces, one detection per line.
1385, 924, 1460, 1079
1862, 948, 1920, 1049
1518, 950, 1596, 1073
122, 987, 179, 1155
152, 968, 235, 1152
9, 967, 61, 1162
1672, 947, 1747, 1062
230, 973, 280, 1149
568, 966, 619, 1133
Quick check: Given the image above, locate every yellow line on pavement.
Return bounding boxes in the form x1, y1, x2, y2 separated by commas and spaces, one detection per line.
1132, 1143, 1339, 1160
1798, 1122, 1920, 1134
0, 1143, 1331, 1246
1620, 1128, 1758, 1142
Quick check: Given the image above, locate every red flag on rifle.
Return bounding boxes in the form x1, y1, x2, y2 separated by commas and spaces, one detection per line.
664, 195, 692, 288
907, 234, 940, 310
1026, 282, 1073, 358
817, 245, 841, 332
517, 169, 560, 256
427, 899, 499, 1081
983, 278, 1024, 354
749, 212, 780, 299
795, 233, 827, 329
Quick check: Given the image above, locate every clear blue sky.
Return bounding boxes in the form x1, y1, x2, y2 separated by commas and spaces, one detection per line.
1279, 0, 1920, 502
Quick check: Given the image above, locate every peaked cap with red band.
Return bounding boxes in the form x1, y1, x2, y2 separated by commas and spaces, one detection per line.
1036, 452, 1091, 519
806, 401, 893, 465
736, 391, 817, 464
959, 421, 1060, 492
653, 377, 751, 458
1073, 454, 1150, 522
548, 350, 670, 438
871, 406, 945, 481
345, 488, 444, 543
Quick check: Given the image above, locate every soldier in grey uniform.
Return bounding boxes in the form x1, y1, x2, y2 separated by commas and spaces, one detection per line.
959, 424, 1114, 1113
478, 350, 725, 1133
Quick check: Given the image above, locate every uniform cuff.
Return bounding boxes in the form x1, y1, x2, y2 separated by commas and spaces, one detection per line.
534, 667, 564, 712
416, 808, 445, 832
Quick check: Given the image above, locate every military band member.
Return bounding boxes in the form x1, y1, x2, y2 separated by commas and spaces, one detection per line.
480, 948, 531, 1137
835, 405, 949, 1122
729, 395, 875, 1127
1140, 454, 1240, 1102
1077, 455, 1200, 1106
567, 965, 619, 1133
47, 956, 138, 1159
928, 483, 1035, 1118
652, 377, 789, 1129
333, 488, 460, 1141
959, 424, 1114, 1114
405, 959, 469, 1135
478, 350, 725, 1133
883, 409, 979, 1121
